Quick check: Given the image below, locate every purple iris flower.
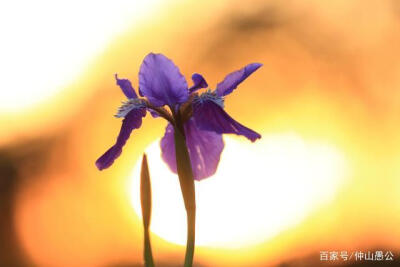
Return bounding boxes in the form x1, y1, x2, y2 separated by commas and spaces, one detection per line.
96, 53, 262, 180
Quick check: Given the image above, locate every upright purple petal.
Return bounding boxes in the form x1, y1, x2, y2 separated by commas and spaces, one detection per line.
216, 63, 262, 97
115, 74, 138, 99
160, 120, 224, 180
139, 53, 189, 107
193, 100, 261, 142
96, 108, 146, 170
189, 73, 208, 93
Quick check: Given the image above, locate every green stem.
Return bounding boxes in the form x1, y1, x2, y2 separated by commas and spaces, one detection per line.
174, 126, 196, 267
140, 154, 155, 267
143, 228, 154, 267
185, 207, 196, 267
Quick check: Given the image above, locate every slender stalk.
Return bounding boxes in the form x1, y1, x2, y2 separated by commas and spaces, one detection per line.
173, 125, 196, 267
143, 229, 154, 267
185, 205, 196, 267
140, 154, 155, 267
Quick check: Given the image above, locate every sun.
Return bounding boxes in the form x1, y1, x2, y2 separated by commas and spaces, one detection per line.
129, 133, 348, 248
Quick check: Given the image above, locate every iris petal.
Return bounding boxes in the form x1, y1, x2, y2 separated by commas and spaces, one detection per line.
189, 73, 208, 93
161, 120, 224, 180
139, 53, 189, 107
115, 74, 138, 99
193, 100, 261, 142
216, 63, 262, 97
160, 124, 176, 173
96, 108, 146, 170
185, 119, 224, 180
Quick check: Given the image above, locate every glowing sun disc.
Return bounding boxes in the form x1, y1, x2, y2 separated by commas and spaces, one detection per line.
129, 134, 348, 248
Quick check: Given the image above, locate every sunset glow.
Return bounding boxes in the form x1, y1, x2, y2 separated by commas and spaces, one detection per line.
130, 134, 349, 247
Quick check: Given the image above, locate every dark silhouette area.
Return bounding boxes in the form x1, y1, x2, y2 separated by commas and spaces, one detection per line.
0, 138, 55, 266
0, 151, 27, 266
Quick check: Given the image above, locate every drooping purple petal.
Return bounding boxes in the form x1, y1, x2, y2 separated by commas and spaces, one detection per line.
193, 100, 261, 142
139, 53, 189, 107
160, 123, 176, 173
185, 119, 224, 180
189, 73, 208, 93
115, 74, 137, 99
216, 63, 262, 97
96, 108, 146, 170
161, 120, 224, 180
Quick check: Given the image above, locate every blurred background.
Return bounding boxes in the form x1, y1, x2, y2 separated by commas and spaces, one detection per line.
1, 0, 400, 266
